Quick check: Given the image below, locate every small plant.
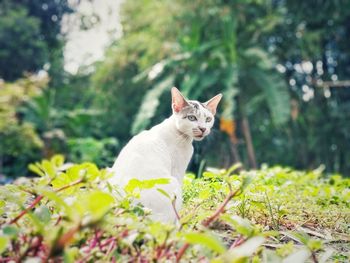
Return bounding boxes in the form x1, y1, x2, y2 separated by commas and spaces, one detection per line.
0, 156, 349, 261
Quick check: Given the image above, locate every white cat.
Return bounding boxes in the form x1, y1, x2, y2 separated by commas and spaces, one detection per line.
109, 87, 222, 223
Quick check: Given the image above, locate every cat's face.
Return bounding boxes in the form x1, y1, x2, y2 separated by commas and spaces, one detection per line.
171, 87, 222, 141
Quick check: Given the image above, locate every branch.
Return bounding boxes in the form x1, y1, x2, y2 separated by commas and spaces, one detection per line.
202, 188, 240, 227
176, 186, 241, 262
10, 178, 84, 225
10, 195, 44, 224
171, 197, 181, 222
311, 251, 319, 263
55, 178, 84, 193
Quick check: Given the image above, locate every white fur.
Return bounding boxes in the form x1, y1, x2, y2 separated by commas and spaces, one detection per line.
109, 88, 222, 223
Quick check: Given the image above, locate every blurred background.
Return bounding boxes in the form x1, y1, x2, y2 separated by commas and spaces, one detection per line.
1, 0, 349, 181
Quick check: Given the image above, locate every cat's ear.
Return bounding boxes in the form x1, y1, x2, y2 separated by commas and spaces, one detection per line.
171, 87, 189, 113
204, 93, 223, 115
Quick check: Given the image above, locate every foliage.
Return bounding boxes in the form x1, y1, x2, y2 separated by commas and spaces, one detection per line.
0, 0, 74, 83
132, 0, 291, 132
0, 73, 114, 177
256, 0, 350, 174
91, 0, 180, 142
67, 137, 119, 167
0, 156, 348, 261
0, 76, 48, 177
90, 0, 350, 175
1, 0, 350, 179
0, 7, 47, 81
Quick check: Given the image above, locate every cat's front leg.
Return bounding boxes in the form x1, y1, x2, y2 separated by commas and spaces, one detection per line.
137, 177, 182, 224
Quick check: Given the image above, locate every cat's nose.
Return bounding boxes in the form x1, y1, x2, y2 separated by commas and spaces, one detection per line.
199, 127, 206, 133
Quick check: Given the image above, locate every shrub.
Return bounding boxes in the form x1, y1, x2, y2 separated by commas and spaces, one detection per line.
0, 156, 349, 261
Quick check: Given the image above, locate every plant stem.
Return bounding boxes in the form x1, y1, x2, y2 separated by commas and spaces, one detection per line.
264, 191, 278, 230
311, 251, 319, 263
176, 186, 241, 262
10, 178, 84, 225
202, 188, 240, 227
176, 243, 190, 262
55, 178, 84, 192
9, 195, 44, 224
171, 198, 181, 222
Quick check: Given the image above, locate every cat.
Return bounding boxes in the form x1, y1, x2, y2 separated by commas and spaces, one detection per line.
108, 87, 222, 223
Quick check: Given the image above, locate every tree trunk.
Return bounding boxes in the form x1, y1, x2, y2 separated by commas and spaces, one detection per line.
241, 117, 257, 169
228, 135, 241, 165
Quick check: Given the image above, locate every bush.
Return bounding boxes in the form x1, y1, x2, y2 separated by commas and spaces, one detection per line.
0, 76, 47, 178
0, 156, 349, 261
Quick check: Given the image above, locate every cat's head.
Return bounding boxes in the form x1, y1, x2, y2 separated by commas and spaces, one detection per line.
171, 87, 222, 141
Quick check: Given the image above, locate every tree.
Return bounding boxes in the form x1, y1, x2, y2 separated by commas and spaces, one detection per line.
0, 0, 74, 83
258, 0, 350, 174
92, 0, 181, 143
0, 7, 47, 80
130, 0, 291, 169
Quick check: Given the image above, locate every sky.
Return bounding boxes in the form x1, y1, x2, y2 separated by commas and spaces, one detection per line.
63, 0, 122, 74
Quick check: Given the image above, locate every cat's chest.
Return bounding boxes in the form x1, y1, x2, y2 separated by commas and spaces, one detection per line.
170, 144, 193, 182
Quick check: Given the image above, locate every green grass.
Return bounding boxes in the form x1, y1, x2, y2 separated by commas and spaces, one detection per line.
0, 156, 349, 262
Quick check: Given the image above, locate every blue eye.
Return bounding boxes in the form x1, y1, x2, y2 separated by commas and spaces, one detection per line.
206, 117, 212, 122
187, 115, 197, 121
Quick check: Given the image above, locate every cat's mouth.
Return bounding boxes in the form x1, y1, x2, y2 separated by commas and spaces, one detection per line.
193, 129, 207, 140
194, 134, 205, 141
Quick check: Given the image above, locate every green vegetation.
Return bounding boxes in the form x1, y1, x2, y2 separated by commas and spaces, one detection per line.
0, 0, 73, 83
0, 1, 349, 260
0, 156, 349, 261
1, 0, 349, 178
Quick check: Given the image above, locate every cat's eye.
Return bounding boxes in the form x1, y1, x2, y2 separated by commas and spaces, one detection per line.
187, 115, 197, 121
206, 117, 212, 122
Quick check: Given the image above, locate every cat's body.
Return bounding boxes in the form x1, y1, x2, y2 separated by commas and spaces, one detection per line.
109, 116, 193, 222
109, 88, 222, 223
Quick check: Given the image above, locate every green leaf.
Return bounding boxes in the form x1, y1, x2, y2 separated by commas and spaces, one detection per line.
124, 179, 143, 194
227, 236, 265, 260
148, 221, 173, 243
79, 163, 100, 181
198, 189, 210, 200
202, 171, 218, 179
251, 69, 290, 125
0, 200, 5, 215
184, 232, 226, 254
40, 189, 73, 219
26, 210, 45, 234
156, 188, 172, 200
3, 226, 19, 238
124, 178, 170, 194
76, 191, 115, 222
51, 154, 65, 167
307, 239, 323, 251
221, 215, 255, 237
0, 236, 9, 255
28, 163, 45, 177
35, 205, 51, 223
226, 163, 242, 176
241, 175, 254, 191
51, 173, 71, 191
131, 75, 175, 134
42, 160, 56, 178
244, 48, 275, 70
64, 247, 79, 263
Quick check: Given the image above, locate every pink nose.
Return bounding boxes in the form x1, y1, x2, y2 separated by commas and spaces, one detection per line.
199, 127, 206, 133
